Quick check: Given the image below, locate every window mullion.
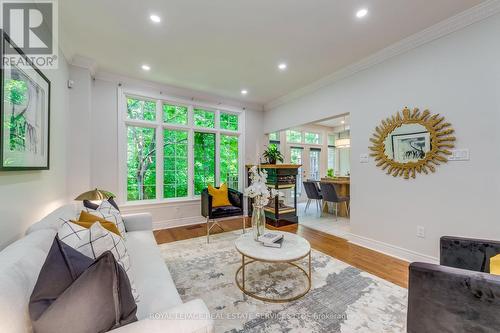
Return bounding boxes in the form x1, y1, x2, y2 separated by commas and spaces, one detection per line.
215, 109, 221, 186
156, 100, 164, 200
188, 106, 194, 197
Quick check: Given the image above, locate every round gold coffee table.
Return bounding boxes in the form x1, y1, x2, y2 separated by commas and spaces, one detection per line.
234, 232, 311, 303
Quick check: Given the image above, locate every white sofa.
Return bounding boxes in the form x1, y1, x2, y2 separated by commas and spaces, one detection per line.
0, 203, 214, 333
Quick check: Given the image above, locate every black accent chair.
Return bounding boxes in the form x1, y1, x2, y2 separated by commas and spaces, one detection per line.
319, 182, 349, 220
303, 181, 322, 214
408, 236, 500, 333
201, 187, 245, 243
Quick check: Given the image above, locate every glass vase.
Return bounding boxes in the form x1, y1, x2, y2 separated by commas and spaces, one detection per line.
252, 203, 266, 241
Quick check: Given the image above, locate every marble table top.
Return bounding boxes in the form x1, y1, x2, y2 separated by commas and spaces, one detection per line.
235, 232, 311, 262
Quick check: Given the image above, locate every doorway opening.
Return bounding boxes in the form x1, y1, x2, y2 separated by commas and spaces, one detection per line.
266, 113, 351, 238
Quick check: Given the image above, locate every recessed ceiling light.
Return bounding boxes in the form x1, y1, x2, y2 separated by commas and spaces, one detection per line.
141, 64, 151, 71
241, 89, 248, 95
341, 120, 345, 124
356, 8, 368, 18
278, 63, 287, 71
150, 14, 161, 23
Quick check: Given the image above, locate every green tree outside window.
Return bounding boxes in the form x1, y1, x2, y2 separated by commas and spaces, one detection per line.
220, 135, 239, 190
194, 132, 215, 194
127, 98, 156, 121
164, 129, 188, 198
194, 109, 215, 128
127, 126, 156, 201
163, 104, 188, 125
220, 113, 238, 131
286, 130, 302, 143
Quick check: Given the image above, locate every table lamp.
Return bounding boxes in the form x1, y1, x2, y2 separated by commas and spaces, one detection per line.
75, 188, 115, 201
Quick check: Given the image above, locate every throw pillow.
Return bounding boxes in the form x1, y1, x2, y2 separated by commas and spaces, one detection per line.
76, 222, 138, 302
83, 200, 126, 238
83, 196, 120, 212
491, 254, 500, 275
57, 220, 88, 248
30, 237, 137, 333
73, 210, 122, 237
208, 183, 232, 207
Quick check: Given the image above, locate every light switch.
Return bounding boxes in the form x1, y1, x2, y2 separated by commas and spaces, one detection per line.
359, 153, 369, 163
448, 149, 470, 161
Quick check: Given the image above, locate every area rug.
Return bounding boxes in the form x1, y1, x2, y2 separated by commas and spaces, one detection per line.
159, 231, 407, 333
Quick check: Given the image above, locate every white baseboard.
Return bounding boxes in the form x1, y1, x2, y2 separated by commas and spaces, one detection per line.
348, 233, 439, 264
153, 216, 206, 230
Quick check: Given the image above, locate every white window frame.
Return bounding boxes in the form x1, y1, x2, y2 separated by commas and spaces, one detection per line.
117, 88, 244, 205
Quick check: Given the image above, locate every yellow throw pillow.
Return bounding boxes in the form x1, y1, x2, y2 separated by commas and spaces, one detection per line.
73, 211, 122, 237
208, 183, 232, 207
491, 254, 500, 275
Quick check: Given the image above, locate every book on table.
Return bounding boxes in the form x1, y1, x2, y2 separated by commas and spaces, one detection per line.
258, 232, 284, 248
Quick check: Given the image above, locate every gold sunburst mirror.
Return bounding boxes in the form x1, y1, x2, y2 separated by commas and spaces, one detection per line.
369, 107, 455, 179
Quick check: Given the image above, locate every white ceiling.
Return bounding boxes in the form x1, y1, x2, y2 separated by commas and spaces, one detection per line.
60, 0, 485, 107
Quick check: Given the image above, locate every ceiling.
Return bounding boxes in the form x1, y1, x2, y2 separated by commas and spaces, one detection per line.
60, 0, 485, 107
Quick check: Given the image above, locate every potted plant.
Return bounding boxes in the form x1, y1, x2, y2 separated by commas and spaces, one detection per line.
262, 144, 284, 164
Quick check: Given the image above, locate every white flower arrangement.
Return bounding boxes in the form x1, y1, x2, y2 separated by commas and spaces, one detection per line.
244, 166, 278, 207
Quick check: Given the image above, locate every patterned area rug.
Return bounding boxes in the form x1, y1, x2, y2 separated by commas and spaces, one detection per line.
159, 231, 407, 333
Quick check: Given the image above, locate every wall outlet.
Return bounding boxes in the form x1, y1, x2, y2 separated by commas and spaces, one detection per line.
448, 149, 470, 161
416, 226, 425, 238
359, 153, 369, 163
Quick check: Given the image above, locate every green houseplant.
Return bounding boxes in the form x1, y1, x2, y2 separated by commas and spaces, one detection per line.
262, 144, 284, 164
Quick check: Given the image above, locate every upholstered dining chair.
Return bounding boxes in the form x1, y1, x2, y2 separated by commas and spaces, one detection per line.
303, 181, 323, 214
319, 182, 349, 220
201, 187, 245, 243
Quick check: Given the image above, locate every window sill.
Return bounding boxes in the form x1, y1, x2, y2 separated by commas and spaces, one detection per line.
120, 197, 201, 208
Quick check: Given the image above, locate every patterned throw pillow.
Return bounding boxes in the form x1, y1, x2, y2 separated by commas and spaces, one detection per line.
57, 220, 88, 248
83, 200, 126, 239
75, 222, 138, 302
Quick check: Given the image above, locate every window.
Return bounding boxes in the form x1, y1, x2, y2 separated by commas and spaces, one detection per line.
123, 95, 241, 202
220, 113, 238, 131
290, 147, 303, 196
194, 108, 215, 128
220, 135, 239, 190
328, 147, 335, 171
127, 126, 156, 201
268, 132, 279, 141
127, 98, 156, 121
304, 132, 320, 144
286, 130, 302, 143
164, 129, 188, 198
328, 134, 335, 146
163, 103, 188, 125
194, 132, 215, 195
309, 149, 320, 180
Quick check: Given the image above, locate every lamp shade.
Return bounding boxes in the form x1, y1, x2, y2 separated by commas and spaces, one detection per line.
75, 188, 115, 201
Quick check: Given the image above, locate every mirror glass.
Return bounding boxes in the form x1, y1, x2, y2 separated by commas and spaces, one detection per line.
383, 123, 430, 163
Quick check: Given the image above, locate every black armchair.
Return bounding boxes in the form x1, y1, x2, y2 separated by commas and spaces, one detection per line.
201, 187, 245, 243
407, 236, 500, 333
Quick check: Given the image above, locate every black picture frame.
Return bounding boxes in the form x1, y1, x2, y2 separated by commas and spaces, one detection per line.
0, 33, 51, 171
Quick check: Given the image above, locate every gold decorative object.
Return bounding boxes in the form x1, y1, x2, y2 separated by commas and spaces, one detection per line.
75, 188, 115, 201
369, 107, 455, 179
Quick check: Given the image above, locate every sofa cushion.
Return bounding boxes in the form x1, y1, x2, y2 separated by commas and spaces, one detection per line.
211, 205, 242, 218
57, 220, 88, 248
83, 201, 126, 238
0, 229, 56, 333
31, 250, 137, 333
74, 210, 122, 237
83, 197, 120, 211
26, 203, 81, 235
125, 230, 182, 320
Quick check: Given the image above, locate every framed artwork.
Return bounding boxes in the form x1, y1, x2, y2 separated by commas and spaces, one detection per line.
1, 33, 51, 170
391, 131, 430, 163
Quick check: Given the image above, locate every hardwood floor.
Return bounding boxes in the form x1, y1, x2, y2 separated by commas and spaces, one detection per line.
154, 218, 409, 288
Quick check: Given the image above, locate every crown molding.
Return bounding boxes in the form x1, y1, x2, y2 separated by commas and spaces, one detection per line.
264, 0, 500, 111
70, 55, 98, 76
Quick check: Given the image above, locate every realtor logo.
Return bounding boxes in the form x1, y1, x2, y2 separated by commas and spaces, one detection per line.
1, 0, 58, 68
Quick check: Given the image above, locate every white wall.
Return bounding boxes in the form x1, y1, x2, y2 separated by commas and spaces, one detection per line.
83, 74, 265, 229
0, 57, 70, 249
264, 14, 500, 262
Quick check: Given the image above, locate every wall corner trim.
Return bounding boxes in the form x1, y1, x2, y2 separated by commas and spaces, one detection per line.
264, 0, 500, 111
70, 55, 98, 76
348, 233, 439, 264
